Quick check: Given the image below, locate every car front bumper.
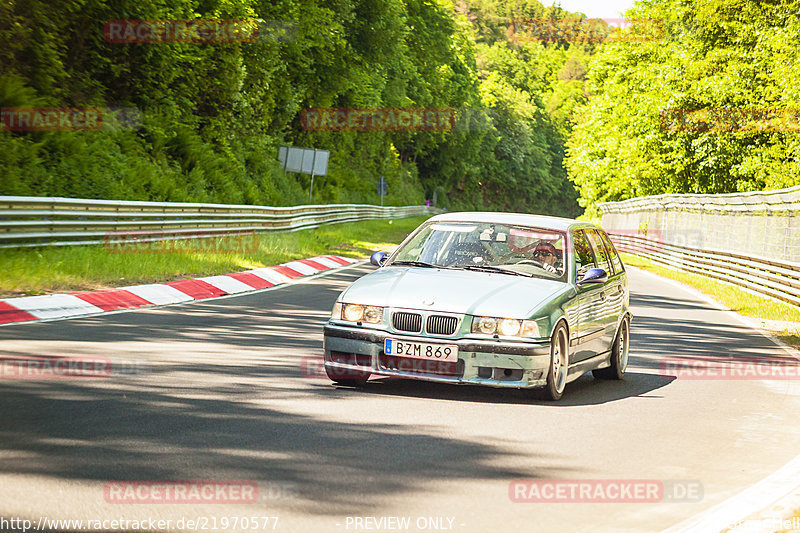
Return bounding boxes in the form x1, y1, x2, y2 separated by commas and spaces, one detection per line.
323, 323, 552, 388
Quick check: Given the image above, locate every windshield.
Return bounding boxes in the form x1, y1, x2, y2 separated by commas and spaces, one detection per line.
388, 221, 567, 281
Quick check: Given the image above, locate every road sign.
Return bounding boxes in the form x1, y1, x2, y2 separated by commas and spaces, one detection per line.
278, 146, 330, 201
278, 146, 329, 176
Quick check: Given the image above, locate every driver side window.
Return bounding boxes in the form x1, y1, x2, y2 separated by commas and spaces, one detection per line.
572, 230, 597, 278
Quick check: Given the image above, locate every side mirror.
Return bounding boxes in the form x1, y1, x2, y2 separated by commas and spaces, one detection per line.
578, 267, 607, 285
370, 251, 388, 267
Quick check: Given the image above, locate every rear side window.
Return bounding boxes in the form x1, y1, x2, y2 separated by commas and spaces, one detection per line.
598, 230, 624, 274
587, 230, 613, 275
572, 230, 597, 278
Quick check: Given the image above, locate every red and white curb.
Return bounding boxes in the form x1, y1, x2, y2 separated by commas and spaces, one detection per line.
0, 255, 362, 326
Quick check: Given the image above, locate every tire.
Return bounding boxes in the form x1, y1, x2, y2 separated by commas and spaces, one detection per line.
324, 363, 370, 387
537, 323, 569, 401
593, 316, 630, 380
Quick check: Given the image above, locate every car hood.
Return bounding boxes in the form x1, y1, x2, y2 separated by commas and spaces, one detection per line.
339, 266, 570, 318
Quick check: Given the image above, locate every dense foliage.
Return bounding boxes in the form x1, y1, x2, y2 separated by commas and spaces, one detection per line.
566, 0, 800, 216
0, 0, 589, 216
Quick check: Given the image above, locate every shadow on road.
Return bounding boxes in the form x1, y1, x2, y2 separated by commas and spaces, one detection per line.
0, 268, 575, 519
629, 292, 797, 371
352, 371, 674, 406
1, 378, 568, 516
1, 268, 793, 525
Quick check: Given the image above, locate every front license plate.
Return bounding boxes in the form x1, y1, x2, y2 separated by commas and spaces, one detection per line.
384, 339, 458, 361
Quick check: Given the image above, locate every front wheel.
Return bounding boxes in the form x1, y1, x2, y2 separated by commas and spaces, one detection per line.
537, 323, 569, 401
593, 317, 630, 380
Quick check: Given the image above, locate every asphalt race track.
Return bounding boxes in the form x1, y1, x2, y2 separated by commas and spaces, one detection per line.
1, 264, 799, 533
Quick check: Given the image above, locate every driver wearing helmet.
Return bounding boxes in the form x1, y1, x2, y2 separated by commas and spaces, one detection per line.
532, 242, 560, 274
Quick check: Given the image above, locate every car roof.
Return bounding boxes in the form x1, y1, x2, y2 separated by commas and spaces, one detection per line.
427, 211, 596, 232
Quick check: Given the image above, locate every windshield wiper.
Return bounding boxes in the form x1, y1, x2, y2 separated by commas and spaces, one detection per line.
391, 260, 440, 268
450, 265, 533, 277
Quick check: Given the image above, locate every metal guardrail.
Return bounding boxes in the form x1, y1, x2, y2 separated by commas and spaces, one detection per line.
599, 186, 800, 263
599, 185, 800, 215
610, 232, 800, 307
0, 196, 437, 249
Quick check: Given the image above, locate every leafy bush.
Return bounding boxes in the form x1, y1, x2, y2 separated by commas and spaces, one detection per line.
0, 0, 585, 216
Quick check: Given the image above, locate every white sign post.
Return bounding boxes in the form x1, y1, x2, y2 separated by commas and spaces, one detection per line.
377, 176, 388, 207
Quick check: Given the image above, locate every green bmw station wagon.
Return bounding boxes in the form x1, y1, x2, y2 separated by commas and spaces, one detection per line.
323, 212, 632, 401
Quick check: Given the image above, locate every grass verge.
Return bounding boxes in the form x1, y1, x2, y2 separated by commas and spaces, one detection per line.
621, 253, 800, 349
0, 215, 431, 298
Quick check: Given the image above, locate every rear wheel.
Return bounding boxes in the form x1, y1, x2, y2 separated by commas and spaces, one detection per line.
537, 323, 569, 401
593, 316, 629, 380
324, 364, 370, 387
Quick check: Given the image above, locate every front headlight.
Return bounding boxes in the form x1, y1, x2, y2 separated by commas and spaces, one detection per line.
339, 303, 384, 324
343, 304, 365, 322
473, 316, 498, 335
498, 318, 521, 336
363, 306, 383, 323
471, 316, 541, 338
